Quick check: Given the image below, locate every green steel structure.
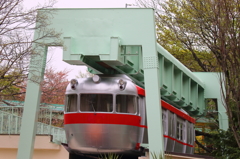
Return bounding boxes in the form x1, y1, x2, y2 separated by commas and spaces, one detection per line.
65, 39, 206, 117
17, 8, 228, 159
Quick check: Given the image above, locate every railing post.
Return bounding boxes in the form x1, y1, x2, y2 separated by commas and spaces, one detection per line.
15, 116, 18, 134
0, 112, 3, 133
11, 107, 13, 134
8, 115, 10, 134
49, 107, 52, 135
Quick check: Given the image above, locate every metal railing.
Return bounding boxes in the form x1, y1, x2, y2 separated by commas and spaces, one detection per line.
0, 106, 66, 144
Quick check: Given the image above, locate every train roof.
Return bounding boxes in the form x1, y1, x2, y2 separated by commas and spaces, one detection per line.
66, 74, 138, 95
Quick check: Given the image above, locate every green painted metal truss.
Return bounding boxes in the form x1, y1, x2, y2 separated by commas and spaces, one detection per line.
63, 37, 204, 116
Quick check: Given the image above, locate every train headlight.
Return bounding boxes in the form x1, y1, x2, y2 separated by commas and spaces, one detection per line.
118, 79, 127, 90
70, 79, 78, 90
92, 75, 101, 83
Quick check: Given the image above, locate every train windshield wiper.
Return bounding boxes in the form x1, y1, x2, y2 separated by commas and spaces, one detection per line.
89, 101, 96, 114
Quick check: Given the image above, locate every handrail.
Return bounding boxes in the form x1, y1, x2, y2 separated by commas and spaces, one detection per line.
0, 106, 66, 144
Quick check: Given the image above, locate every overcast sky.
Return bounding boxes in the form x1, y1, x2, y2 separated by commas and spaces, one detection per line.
24, 0, 137, 9
23, 0, 138, 80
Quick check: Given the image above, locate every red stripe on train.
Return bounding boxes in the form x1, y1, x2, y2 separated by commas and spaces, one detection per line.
164, 135, 194, 147
64, 113, 147, 128
136, 86, 195, 124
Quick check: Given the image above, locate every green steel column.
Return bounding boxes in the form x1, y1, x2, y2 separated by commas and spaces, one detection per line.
193, 72, 228, 130
17, 46, 48, 159
144, 65, 165, 157
218, 102, 229, 130
142, 14, 165, 158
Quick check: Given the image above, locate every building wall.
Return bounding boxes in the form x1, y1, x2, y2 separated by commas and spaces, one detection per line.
0, 135, 68, 159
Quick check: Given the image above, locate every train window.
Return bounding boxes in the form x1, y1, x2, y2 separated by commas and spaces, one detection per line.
80, 94, 113, 112
65, 94, 78, 112
116, 95, 137, 114
177, 121, 183, 141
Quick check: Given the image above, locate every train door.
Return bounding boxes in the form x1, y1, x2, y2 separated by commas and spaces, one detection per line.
162, 109, 168, 150
138, 96, 146, 145
186, 121, 193, 153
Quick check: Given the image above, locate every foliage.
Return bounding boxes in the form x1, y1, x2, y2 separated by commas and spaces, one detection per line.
100, 153, 121, 159
0, 74, 20, 100
204, 129, 240, 159
75, 68, 94, 78
194, 99, 239, 157
137, 0, 240, 153
151, 152, 163, 159
0, 0, 61, 101
17, 67, 69, 104
155, 24, 217, 72
41, 67, 69, 104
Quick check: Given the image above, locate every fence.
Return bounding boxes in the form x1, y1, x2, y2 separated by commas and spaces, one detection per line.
0, 105, 66, 144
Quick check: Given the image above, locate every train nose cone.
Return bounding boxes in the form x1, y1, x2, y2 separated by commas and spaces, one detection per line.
86, 124, 104, 147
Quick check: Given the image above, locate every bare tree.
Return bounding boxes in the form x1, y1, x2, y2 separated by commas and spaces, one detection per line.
17, 67, 69, 104
41, 67, 69, 104
0, 0, 61, 101
137, 0, 240, 151
75, 69, 94, 78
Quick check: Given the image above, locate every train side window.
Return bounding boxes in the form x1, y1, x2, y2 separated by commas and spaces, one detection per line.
65, 94, 78, 112
116, 95, 137, 114
80, 94, 113, 112
177, 121, 183, 141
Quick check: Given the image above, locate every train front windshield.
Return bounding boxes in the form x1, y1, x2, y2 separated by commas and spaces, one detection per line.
116, 95, 137, 114
65, 94, 137, 114
80, 94, 113, 112
65, 94, 78, 112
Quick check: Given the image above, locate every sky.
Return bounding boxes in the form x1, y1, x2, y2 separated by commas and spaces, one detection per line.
24, 0, 138, 9
23, 0, 138, 80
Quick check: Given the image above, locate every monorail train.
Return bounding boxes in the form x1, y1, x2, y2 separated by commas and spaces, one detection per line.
63, 74, 195, 158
